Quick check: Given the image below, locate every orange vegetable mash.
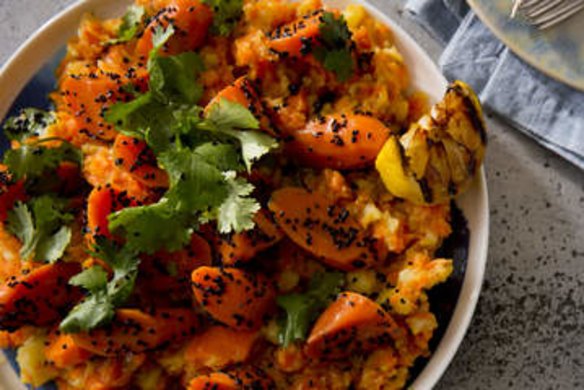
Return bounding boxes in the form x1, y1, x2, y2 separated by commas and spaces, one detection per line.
0, 0, 459, 389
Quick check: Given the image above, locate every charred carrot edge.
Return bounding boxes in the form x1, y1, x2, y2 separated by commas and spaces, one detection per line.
269, 187, 386, 270
218, 210, 283, 265
305, 291, 400, 359
72, 308, 200, 356
135, 0, 213, 57
287, 113, 391, 170
113, 134, 169, 188
0, 262, 83, 331
267, 10, 325, 58
191, 266, 275, 330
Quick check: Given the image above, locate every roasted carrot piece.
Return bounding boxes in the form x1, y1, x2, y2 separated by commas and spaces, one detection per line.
86, 185, 134, 240
191, 267, 275, 330
218, 210, 283, 265
268, 187, 385, 271
204, 77, 276, 136
267, 10, 325, 58
0, 171, 25, 221
164, 233, 213, 279
184, 325, 259, 370
113, 134, 169, 188
188, 367, 275, 390
227, 366, 276, 389
45, 333, 92, 369
0, 262, 82, 330
188, 372, 238, 390
71, 308, 200, 356
286, 114, 391, 169
138, 233, 212, 303
305, 292, 401, 359
58, 70, 126, 143
153, 308, 201, 343
135, 0, 212, 57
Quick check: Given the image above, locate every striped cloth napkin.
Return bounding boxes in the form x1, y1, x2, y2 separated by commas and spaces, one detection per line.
406, 0, 584, 170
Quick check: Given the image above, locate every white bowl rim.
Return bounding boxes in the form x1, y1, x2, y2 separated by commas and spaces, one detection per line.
0, 1, 489, 389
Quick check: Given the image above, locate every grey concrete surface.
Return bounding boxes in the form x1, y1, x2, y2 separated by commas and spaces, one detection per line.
1, 0, 583, 389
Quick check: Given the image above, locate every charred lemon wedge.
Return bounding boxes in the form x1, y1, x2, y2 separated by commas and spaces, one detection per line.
376, 81, 486, 204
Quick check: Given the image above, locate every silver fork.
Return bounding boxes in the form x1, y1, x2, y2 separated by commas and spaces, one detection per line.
510, 0, 584, 30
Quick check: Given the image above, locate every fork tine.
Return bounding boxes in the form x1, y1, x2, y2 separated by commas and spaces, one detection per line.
510, 0, 524, 19
523, 0, 564, 18
533, 0, 584, 30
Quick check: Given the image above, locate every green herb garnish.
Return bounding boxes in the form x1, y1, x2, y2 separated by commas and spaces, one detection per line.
105, 26, 277, 254
59, 238, 140, 333
277, 272, 345, 347
314, 12, 354, 81
203, 0, 244, 36
108, 4, 146, 45
7, 196, 74, 263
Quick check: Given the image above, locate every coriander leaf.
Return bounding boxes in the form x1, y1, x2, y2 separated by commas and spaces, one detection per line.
224, 129, 278, 171
108, 200, 192, 254
277, 272, 345, 347
193, 142, 244, 171
105, 93, 157, 139
35, 226, 71, 263
151, 24, 175, 53
217, 172, 260, 233
6, 196, 74, 263
319, 12, 352, 46
203, 0, 244, 36
206, 98, 259, 131
149, 52, 205, 104
159, 148, 228, 213
106, 25, 205, 153
3, 140, 82, 180
69, 266, 108, 293
59, 292, 114, 333
114, 5, 145, 44
3, 109, 55, 142
317, 48, 353, 82
313, 12, 354, 81
6, 202, 35, 260
205, 98, 277, 170
60, 239, 140, 333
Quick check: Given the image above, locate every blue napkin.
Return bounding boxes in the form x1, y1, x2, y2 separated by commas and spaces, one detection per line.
406, 0, 584, 170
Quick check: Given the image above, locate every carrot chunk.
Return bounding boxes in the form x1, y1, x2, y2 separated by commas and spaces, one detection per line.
45, 333, 92, 369
71, 308, 200, 356
138, 233, 212, 303
188, 372, 238, 390
217, 211, 283, 265
286, 114, 390, 169
86, 186, 134, 241
267, 10, 324, 58
135, 0, 212, 56
0, 262, 82, 330
191, 267, 275, 330
112, 134, 169, 188
188, 367, 275, 390
184, 325, 259, 370
305, 292, 401, 359
268, 187, 385, 271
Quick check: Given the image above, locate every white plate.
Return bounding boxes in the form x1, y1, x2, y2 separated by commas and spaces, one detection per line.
0, 0, 489, 389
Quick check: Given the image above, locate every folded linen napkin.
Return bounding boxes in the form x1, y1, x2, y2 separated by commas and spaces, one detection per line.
405, 0, 584, 170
